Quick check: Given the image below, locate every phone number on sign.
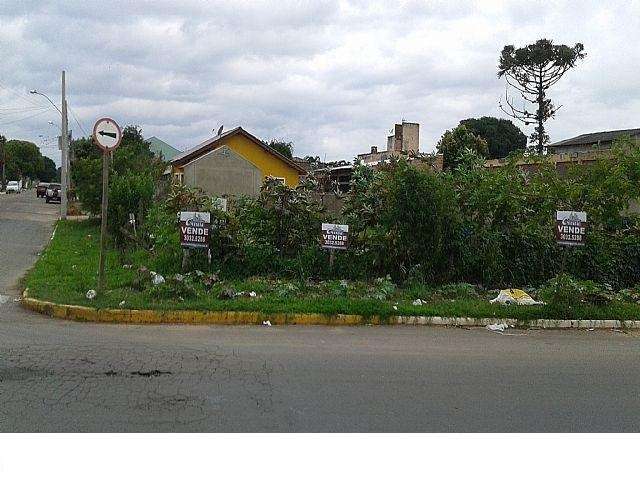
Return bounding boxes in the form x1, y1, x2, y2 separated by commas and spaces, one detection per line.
182, 234, 207, 243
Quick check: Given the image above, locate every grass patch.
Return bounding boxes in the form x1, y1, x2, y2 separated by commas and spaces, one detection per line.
23, 220, 640, 321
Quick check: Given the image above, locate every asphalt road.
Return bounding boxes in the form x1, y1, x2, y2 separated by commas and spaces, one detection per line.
1, 192, 639, 432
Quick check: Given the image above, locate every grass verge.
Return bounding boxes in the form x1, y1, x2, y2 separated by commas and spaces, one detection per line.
23, 219, 640, 321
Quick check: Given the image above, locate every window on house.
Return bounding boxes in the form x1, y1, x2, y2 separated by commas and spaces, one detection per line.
272, 177, 285, 185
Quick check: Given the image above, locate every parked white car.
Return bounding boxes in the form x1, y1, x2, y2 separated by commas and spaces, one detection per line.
6, 181, 21, 194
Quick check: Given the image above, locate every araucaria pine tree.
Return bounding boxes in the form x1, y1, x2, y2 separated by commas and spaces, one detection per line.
498, 39, 586, 154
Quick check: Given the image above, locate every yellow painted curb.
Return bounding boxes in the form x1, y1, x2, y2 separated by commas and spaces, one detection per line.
21, 292, 378, 326
20, 290, 640, 329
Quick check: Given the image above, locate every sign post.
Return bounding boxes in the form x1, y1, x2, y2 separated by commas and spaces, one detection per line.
321, 223, 349, 272
555, 210, 588, 276
179, 211, 211, 271
93, 117, 122, 293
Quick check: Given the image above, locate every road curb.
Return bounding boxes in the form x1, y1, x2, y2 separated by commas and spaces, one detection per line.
20, 290, 638, 329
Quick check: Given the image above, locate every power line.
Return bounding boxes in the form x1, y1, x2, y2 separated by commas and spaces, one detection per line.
68, 104, 89, 137
0, 104, 51, 112
0, 108, 50, 126
0, 80, 44, 108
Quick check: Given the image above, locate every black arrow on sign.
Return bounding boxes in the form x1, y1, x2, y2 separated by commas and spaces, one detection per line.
98, 130, 117, 139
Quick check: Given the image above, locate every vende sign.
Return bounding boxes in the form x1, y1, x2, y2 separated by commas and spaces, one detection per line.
180, 211, 210, 248
321, 223, 349, 250
556, 210, 587, 246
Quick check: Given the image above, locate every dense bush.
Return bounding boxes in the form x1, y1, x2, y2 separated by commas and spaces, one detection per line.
71, 126, 164, 216
112, 138, 640, 290
108, 171, 155, 246
229, 177, 324, 278
71, 155, 103, 214
342, 160, 459, 282
143, 184, 234, 274
452, 142, 640, 288
538, 274, 617, 308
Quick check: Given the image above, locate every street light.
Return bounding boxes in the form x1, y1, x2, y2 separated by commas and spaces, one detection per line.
30, 78, 69, 220
29, 90, 63, 116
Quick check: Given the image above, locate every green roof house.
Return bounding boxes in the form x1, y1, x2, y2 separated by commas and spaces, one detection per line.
147, 136, 182, 162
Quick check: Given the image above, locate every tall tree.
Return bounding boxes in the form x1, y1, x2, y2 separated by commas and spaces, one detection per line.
71, 125, 162, 215
37, 156, 58, 182
460, 117, 527, 159
498, 38, 586, 154
267, 139, 293, 159
4, 140, 43, 180
437, 124, 489, 170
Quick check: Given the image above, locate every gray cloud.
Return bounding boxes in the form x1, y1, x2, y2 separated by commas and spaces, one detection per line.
1, 0, 639, 166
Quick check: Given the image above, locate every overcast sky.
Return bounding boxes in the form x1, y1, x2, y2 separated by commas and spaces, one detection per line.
1, 0, 639, 166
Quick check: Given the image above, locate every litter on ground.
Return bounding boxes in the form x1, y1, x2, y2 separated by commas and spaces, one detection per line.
486, 323, 508, 332
490, 289, 544, 306
486, 322, 527, 336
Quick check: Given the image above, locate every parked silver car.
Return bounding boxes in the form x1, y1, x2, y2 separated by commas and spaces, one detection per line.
6, 181, 21, 193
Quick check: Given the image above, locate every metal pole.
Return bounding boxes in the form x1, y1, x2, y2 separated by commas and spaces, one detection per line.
98, 150, 110, 293
0, 136, 5, 188
60, 70, 68, 219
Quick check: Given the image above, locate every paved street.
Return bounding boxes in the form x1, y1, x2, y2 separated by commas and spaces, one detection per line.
1, 192, 640, 432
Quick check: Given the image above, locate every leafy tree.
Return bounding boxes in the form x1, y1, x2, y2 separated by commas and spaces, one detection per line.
37, 156, 58, 182
436, 124, 489, 170
498, 38, 586, 154
4, 140, 43, 180
71, 125, 163, 215
460, 117, 527, 159
71, 156, 102, 214
113, 126, 161, 176
267, 139, 293, 159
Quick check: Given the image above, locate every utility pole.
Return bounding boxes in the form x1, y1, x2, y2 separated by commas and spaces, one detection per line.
60, 70, 69, 219
0, 135, 5, 188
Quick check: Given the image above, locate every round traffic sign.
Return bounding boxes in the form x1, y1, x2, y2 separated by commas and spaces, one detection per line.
92, 117, 122, 151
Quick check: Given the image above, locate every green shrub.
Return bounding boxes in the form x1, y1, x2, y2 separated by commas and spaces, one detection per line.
108, 171, 155, 247
342, 161, 459, 283
433, 283, 479, 300
538, 274, 615, 308
71, 126, 164, 217
72, 156, 102, 215
230, 178, 324, 278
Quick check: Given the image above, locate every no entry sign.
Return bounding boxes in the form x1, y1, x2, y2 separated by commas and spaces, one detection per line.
92, 117, 122, 152
321, 223, 349, 250
556, 211, 587, 246
180, 211, 210, 248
